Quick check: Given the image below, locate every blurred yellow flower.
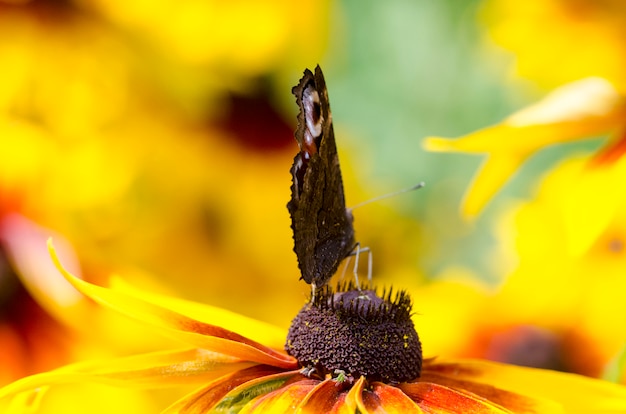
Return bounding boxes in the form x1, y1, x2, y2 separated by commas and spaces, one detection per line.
423, 77, 626, 217
421, 10, 626, 371
2, 242, 626, 413
78, 0, 330, 71
422, 73, 626, 374
482, 0, 626, 89
0, 0, 318, 330
469, 153, 626, 379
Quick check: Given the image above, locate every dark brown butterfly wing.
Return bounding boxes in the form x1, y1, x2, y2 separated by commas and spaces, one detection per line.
287, 65, 356, 288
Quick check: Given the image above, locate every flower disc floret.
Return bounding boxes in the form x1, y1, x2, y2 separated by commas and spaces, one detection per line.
285, 284, 422, 383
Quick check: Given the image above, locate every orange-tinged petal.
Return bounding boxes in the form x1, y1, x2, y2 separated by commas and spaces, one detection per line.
48, 240, 297, 369
239, 378, 318, 413
423, 77, 626, 218
364, 382, 424, 413
109, 276, 286, 349
0, 348, 253, 402
162, 365, 286, 413
399, 382, 512, 413
592, 130, 626, 167
418, 372, 555, 414
208, 370, 303, 413
328, 392, 350, 414
297, 378, 347, 413
3, 214, 284, 350
425, 359, 626, 413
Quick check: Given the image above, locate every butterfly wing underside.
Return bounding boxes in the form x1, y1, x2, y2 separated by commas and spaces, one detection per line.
287, 66, 355, 288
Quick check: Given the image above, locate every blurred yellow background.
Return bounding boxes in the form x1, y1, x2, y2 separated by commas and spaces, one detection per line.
1, 0, 625, 404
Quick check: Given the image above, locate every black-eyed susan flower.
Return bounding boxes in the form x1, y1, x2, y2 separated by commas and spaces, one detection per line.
2, 241, 626, 413
422, 119, 626, 378
420, 54, 626, 378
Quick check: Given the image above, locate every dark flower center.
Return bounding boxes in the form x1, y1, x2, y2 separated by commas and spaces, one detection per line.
285, 283, 422, 384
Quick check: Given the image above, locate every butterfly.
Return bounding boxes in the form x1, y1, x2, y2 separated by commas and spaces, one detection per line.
287, 65, 359, 292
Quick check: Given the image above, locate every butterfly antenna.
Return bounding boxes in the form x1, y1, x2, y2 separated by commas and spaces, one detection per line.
348, 182, 425, 212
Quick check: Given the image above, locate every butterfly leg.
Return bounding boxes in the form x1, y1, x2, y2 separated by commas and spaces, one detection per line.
360, 246, 373, 285
366, 246, 372, 284
349, 243, 372, 290
310, 282, 317, 303
351, 243, 362, 290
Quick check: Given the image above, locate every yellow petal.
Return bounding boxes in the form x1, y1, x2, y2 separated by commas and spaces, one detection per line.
344, 376, 366, 413
507, 78, 625, 128
48, 240, 297, 369
423, 78, 626, 218
1, 387, 46, 414
426, 359, 626, 413
426, 78, 626, 154
0, 383, 157, 414
462, 153, 526, 218
0, 348, 253, 402
109, 276, 287, 349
